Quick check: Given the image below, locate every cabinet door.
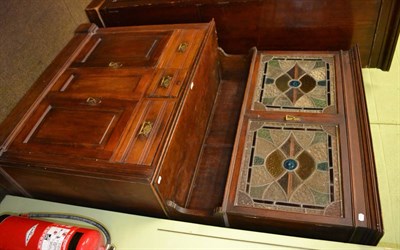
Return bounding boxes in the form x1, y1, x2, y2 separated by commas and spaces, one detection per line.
50, 68, 154, 100
7, 96, 138, 160
224, 52, 356, 240
72, 30, 173, 68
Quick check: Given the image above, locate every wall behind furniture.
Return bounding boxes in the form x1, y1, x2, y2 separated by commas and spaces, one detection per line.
362, 41, 400, 249
0, 0, 92, 201
0, 0, 92, 124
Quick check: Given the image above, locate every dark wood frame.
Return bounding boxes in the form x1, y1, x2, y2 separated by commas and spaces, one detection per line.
86, 0, 400, 71
221, 47, 383, 245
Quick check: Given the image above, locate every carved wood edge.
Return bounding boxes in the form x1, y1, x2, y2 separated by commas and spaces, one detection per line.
85, 0, 107, 28
349, 46, 384, 245
166, 200, 221, 217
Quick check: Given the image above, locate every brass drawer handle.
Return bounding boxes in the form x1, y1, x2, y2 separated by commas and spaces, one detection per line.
160, 75, 173, 88
86, 97, 101, 105
108, 61, 123, 69
138, 121, 153, 137
285, 115, 301, 121
177, 42, 189, 53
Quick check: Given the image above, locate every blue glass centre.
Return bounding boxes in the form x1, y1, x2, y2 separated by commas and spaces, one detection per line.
289, 80, 301, 88
283, 159, 298, 171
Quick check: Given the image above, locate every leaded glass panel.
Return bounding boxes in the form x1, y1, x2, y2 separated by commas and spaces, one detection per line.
253, 55, 336, 113
235, 121, 342, 217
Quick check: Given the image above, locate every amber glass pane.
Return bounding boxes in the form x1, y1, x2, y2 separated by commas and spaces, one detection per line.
253, 55, 336, 113
235, 121, 342, 217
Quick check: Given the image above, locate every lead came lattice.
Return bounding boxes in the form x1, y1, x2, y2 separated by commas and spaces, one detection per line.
253, 55, 336, 113
235, 121, 343, 217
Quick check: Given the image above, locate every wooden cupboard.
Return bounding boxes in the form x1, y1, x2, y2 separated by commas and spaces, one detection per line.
0, 21, 220, 217
0, 21, 383, 244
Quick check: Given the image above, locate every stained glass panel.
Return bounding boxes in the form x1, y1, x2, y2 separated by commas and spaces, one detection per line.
235, 121, 342, 217
253, 55, 336, 113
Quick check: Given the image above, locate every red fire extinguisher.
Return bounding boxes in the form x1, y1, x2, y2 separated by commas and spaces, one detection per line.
0, 213, 114, 250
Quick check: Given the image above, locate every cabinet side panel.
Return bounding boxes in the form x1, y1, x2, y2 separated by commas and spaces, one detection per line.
155, 23, 220, 214
2, 166, 165, 217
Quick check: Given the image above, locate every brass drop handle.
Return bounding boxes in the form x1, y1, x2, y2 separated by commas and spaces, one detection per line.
108, 61, 123, 69
160, 75, 173, 88
177, 42, 189, 53
285, 115, 301, 121
86, 97, 101, 105
138, 121, 153, 137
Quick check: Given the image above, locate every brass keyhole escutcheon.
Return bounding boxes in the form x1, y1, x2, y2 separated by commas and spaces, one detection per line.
108, 61, 123, 69
285, 115, 301, 121
177, 42, 189, 53
138, 121, 153, 137
160, 75, 173, 88
86, 97, 101, 105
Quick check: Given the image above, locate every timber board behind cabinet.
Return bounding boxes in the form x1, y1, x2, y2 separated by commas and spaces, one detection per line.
222, 48, 383, 244
86, 0, 400, 70
0, 21, 220, 217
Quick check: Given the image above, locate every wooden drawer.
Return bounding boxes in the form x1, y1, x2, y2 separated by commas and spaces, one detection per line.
50, 68, 154, 100
6, 96, 138, 161
159, 29, 206, 69
146, 69, 188, 98
113, 99, 176, 166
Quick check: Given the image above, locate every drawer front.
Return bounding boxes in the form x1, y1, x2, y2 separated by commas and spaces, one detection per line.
72, 30, 173, 68
115, 99, 175, 166
50, 68, 154, 100
7, 97, 138, 160
159, 29, 205, 69
146, 69, 188, 98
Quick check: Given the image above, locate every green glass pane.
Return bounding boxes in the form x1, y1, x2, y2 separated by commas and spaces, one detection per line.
250, 185, 268, 199
257, 128, 272, 142
311, 97, 327, 108
311, 131, 327, 145
262, 97, 275, 105
317, 162, 329, 171
253, 156, 265, 165
268, 60, 280, 68
311, 189, 330, 206
315, 61, 325, 68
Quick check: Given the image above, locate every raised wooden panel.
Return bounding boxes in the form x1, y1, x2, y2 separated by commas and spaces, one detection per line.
8, 98, 137, 160
51, 68, 154, 100
73, 31, 173, 68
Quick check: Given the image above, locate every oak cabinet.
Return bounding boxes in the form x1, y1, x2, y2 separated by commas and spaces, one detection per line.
0, 21, 220, 217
